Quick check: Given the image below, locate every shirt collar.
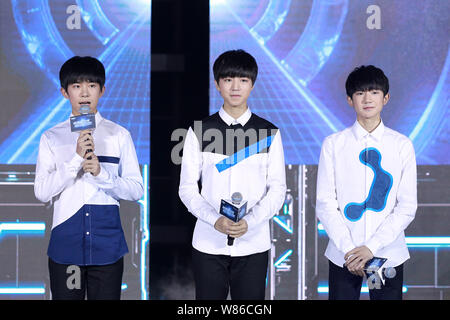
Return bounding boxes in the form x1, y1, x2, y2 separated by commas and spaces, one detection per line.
94, 111, 103, 126
218, 106, 252, 126
351, 119, 385, 141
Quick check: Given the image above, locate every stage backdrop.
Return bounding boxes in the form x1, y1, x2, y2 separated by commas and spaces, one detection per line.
210, 0, 449, 300
210, 0, 449, 165
0, 0, 150, 299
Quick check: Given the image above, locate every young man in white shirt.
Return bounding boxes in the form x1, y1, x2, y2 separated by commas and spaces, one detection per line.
34, 56, 143, 299
179, 50, 286, 299
316, 65, 417, 300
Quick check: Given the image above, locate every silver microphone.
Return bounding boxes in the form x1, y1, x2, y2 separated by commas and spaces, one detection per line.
227, 192, 242, 246
80, 104, 94, 160
231, 192, 242, 205
384, 267, 396, 279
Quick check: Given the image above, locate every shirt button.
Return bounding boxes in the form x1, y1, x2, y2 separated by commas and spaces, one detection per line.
86, 213, 89, 216
86, 232, 90, 235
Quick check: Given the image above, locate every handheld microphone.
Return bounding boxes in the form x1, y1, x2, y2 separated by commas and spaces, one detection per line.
384, 267, 396, 279
79, 104, 91, 115
227, 192, 242, 246
79, 105, 93, 160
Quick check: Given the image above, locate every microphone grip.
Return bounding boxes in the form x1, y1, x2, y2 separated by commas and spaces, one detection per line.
86, 132, 93, 160
227, 235, 234, 246
86, 149, 93, 160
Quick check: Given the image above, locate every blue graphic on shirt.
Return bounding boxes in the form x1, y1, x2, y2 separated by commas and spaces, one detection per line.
344, 148, 393, 222
98, 156, 120, 164
215, 135, 274, 173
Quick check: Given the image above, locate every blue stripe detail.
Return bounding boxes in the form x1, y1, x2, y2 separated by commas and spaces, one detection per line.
98, 156, 120, 164
215, 135, 275, 173
274, 249, 293, 267
273, 216, 293, 234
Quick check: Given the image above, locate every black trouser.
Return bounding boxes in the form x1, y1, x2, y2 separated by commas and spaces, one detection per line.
328, 260, 404, 300
192, 248, 268, 300
48, 257, 124, 300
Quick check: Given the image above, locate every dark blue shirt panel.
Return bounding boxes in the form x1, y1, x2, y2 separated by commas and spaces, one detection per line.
47, 204, 128, 266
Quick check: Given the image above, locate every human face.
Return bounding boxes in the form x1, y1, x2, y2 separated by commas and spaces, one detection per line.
214, 76, 254, 111
61, 81, 105, 115
347, 89, 389, 122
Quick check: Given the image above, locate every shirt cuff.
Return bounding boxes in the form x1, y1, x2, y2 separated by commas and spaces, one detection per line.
68, 153, 84, 171
203, 208, 222, 227
86, 164, 113, 187
92, 164, 110, 181
243, 211, 257, 230
243, 204, 271, 230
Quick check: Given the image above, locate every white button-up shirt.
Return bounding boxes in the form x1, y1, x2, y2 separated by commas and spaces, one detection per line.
316, 120, 417, 268
179, 107, 287, 256
34, 112, 143, 265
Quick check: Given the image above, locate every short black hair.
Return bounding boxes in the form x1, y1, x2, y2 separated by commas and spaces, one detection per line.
59, 56, 105, 91
213, 49, 258, 85
345, 65, 389, 98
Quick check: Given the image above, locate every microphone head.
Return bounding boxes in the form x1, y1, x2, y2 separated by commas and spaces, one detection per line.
231, 192, 242, 205
79, 104, 91, 114
384, 267, 396, 279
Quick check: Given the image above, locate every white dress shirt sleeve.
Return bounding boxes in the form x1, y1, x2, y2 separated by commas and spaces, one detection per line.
364, 138, 417, 255
88, 130, 144, 201
244, 130, 287, 230
178, 127, 222, 227
316, 136, 356, 255
34, 133, 83, 203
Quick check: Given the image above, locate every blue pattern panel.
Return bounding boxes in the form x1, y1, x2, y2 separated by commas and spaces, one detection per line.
344, 148, 393, 222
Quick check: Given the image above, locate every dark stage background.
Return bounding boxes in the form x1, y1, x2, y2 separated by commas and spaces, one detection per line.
150, 0, 209, 299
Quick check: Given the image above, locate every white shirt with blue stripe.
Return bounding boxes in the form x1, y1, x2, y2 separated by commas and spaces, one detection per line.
179, 107, 287, 257
34, 112, 143, 265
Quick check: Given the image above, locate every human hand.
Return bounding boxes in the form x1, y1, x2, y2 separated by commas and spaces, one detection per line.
76, 130, 95, 158
344, 246, 374, 277
214, 216, 234, 235
82, 152, 101, 176
227, 219, 248, 238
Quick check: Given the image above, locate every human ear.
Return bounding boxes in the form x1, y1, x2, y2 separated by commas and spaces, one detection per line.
60, 87, 69, 99
383, 93, 390, 105
214, 80, 220, 92
346, 95, 354, 107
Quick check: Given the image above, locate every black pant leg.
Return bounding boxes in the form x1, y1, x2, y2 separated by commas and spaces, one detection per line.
229, 250, 268, 300
192, 248, 230, 300
86, 257, 124, 300
328, 260, 363, 300
369, 264, 404, 300
48, 258, 86, 300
